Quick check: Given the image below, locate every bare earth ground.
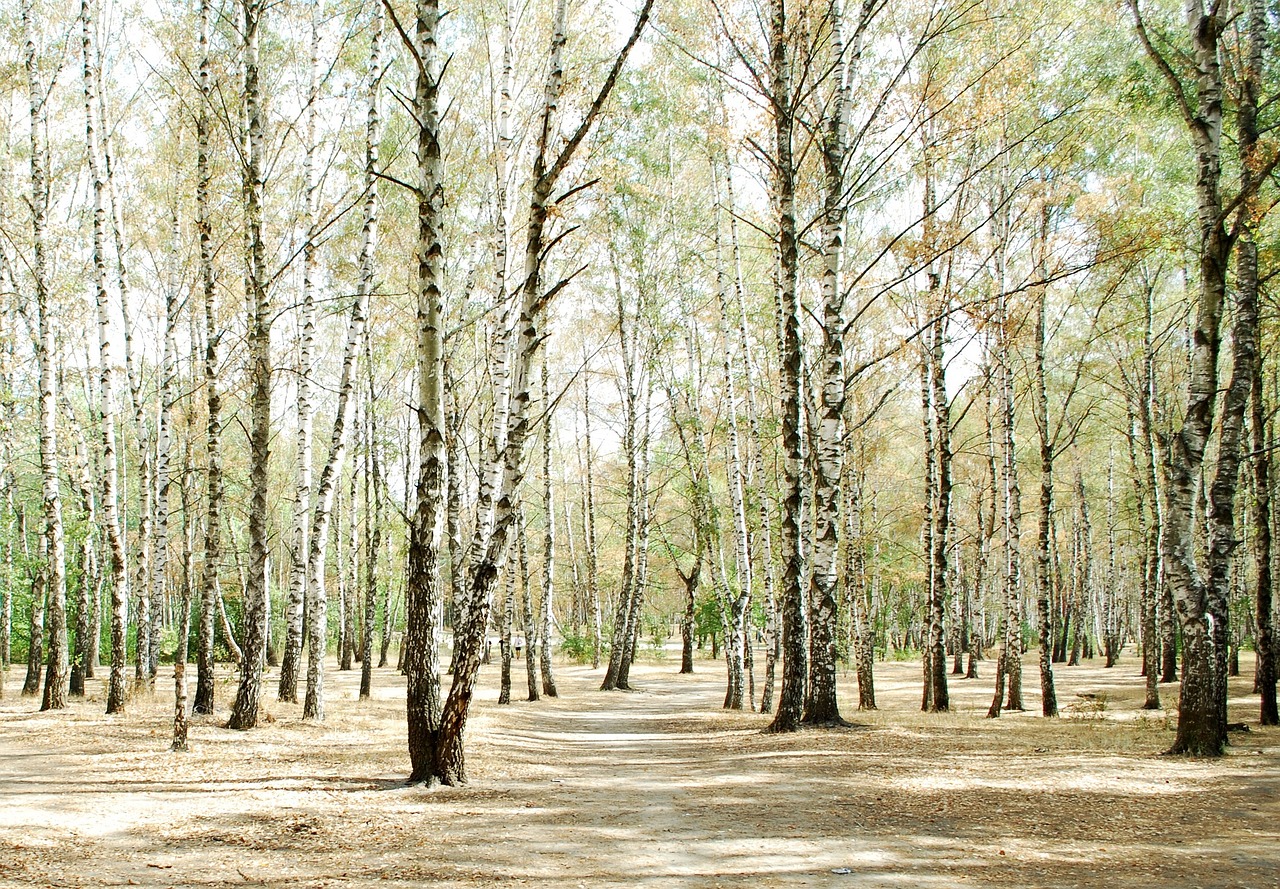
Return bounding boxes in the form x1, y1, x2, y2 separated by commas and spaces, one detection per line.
1, 650, 1278, 888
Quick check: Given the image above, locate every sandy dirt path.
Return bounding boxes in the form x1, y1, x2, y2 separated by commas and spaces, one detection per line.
1, 654, 1278, 888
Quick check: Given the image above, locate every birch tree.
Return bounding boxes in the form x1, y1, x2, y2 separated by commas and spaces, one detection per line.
1128, 0, 1276, 755
193, 0, 222, 718
279, 9, 321, 705
409, 0, 654, 783
24, 0, 69, 713
227, 0, 273, 731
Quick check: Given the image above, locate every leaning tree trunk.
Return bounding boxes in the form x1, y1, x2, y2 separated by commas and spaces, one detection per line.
301, 262, 371, 719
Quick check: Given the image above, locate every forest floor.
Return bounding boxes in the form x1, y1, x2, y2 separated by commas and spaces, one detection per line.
0, 650, 1277, 888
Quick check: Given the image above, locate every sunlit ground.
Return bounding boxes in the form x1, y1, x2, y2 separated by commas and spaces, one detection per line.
1, 648, 1276, 888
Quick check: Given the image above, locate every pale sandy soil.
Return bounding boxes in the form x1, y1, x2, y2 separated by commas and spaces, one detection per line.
0, 650, 1277, 888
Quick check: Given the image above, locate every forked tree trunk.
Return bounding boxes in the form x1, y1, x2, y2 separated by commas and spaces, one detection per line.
618, 392, 653, 692
412, 0, 652, 785
1129, 0, 1258, 756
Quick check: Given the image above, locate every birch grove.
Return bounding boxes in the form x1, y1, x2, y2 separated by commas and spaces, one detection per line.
0, 0, 1273, 781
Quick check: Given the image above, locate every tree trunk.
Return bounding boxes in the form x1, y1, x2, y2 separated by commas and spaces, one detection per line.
518, 508, 539, 701
341, 465, 359, 672
418, 0, 652, 785
80, 0, 127, 712
25, 0, 68, 712
150, 211, 178, 705
227, 0, 271, 731
23, 540, 45, 697
713, 165, 752, 711
539, 358, 558, 697
766, 0, 806, 735
1130, 0, 1256, 757
498, 547, 514, 705
602, 240, 643, 693
401, 0, 448, 784
62, 381, 98, 698
0, 316, 13, 680
802, 0, 851, 726
172, 431, 195, 751
279, 14, 321, 705
301, 252, 371, 719
193, 0, 221, 718
1031, 229, 1058, 715
583, 379, 602, 670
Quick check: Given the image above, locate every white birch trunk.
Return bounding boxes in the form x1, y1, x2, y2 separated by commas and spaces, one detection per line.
25, 0, 68, 711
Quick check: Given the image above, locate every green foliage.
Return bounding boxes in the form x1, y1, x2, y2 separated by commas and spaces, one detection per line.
158, 626, 181, 664
643, 613, 669, 658
560, 632, 605, 665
